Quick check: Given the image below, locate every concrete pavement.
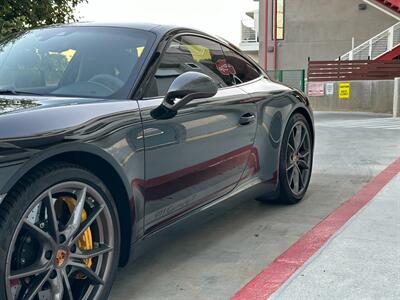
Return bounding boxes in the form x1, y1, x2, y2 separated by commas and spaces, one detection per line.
270, 174, 400, 300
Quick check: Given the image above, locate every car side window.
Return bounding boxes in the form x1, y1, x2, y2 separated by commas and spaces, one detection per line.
144, 35, 231, 98
220, 45, 261, 85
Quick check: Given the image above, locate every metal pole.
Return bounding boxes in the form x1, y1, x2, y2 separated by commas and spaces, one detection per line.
350, 37, 355, 60
264, 0, 268, 71
394, 77, 399, 118
273, 0, 278, 70
368, 40, 373, 59
388, 26, 394, 51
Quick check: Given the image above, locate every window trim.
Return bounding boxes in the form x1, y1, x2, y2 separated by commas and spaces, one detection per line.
139, 31, 265, 100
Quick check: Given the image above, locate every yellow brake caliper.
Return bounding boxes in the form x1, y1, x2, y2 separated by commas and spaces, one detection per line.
63, 197, 94, 268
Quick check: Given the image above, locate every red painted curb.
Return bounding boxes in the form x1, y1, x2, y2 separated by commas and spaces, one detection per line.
231, 157, 400, 300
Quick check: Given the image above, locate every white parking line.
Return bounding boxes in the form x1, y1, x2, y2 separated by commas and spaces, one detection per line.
316, 118, 400, 130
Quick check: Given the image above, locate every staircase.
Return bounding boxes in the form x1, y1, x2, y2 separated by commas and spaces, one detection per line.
340, 21, 400, 60
340, 1, 400, 60
374, 0, 400, 13
363, 0, 400, 20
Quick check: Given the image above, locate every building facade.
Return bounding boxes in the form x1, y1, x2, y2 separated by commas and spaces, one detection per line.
239, 0, 398, 71
239, 9, 260, 63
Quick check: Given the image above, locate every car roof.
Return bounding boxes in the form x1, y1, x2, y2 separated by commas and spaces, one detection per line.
62, 22, 193, 36
33, 22, 242, 50
65, 22, 242, 50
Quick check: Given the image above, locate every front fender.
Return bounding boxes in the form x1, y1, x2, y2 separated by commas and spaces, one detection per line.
0, 142, 133, 199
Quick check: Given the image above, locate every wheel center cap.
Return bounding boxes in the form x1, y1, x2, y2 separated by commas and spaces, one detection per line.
55, 248, 68, 268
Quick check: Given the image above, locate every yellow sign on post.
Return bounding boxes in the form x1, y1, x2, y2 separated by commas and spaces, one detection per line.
339, 82, 350, 99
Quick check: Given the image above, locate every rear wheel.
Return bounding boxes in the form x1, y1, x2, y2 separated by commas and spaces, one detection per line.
0, 162, 120, 300
261, 113, 313, 205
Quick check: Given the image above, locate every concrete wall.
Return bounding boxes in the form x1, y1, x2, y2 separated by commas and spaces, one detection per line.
309, 80, 399, 114
258, 0, 398, 70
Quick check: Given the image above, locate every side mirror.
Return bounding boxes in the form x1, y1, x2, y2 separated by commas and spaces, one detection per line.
150, 71, 218, 120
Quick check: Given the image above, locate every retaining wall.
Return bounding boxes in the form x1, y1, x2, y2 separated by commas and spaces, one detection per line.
308, 80, 399, 114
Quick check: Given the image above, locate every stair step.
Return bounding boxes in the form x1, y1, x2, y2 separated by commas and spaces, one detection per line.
377, 0, 400, 14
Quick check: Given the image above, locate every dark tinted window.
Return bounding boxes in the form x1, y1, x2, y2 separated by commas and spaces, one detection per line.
144, 35, 231, 98
220, 46, 260, 85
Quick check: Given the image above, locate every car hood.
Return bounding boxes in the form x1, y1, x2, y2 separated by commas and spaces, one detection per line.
0, 95, 141, 142
0, 95, 104, 115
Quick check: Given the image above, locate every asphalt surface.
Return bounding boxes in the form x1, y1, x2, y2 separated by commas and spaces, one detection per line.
110, 112, 400, 300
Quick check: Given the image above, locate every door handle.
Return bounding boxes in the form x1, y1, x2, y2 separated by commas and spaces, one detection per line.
138, 128, 164, 139
239, 113, 256, 125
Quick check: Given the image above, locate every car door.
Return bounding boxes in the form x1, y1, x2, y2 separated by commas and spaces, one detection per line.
137, 35, 258, 233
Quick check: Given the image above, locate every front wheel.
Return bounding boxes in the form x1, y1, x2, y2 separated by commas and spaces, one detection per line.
0, 162, 120, 300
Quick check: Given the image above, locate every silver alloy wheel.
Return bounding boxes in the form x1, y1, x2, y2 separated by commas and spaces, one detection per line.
285, 121, 311, 196
6, 182, 115, 300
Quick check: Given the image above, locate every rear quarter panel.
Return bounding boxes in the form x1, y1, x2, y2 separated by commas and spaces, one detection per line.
237, 77, 313, 196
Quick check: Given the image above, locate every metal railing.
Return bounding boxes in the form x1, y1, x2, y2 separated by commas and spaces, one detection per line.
241, 19, 258, 43
340, 22, 400, 60
267, 70, 306, 92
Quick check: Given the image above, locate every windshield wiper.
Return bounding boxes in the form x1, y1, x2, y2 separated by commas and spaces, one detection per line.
0, 89, 42, 96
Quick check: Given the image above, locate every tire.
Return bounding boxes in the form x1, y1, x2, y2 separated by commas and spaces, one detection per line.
0, 162, 120, 300
261, 113, 313, 205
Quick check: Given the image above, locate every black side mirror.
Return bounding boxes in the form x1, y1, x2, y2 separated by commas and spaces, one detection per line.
150, 71, 218, 120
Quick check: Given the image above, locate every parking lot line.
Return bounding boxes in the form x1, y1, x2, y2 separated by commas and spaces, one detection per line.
231, 157, 400, 300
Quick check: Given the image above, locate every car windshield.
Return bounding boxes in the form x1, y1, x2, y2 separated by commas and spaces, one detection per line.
0, 26, 155, 98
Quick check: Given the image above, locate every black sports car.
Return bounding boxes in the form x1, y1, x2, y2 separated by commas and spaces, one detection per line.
0, 23, 314, 299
